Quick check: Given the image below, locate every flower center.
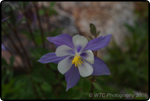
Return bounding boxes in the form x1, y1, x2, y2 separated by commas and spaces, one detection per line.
72, 53, 83, 68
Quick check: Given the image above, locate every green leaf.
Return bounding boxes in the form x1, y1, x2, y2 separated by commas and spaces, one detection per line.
82, 78, 91, 92
97, 31, 101, 36
8, 70, 14, 81
39, 9, 45, 16
24, 2, 30, 7
2, 4, 17, 26
2, 79, 19, 99
17, 2, 23, 9
49, 63, 58, 70
31, 75, 44, 83
46, 28, 64, 37
29, 47, 50, 60
92, 82, 102, 91
50, 2, 55, 8
88, 36, 93, 41
40, 67, 56, 84
46, 2, 57, 17
90, 23, 96, 35
41, 82, 52, 92
19, 75, 36, 99
72, 94, 82, 99
2, 58, 8, 67
49, 9, 58, 16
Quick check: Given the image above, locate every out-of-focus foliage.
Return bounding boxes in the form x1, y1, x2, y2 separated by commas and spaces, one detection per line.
1, 1, 148, 100
104, 21, 148, 93
134, 2, 148, 21
102, 2, 148, 99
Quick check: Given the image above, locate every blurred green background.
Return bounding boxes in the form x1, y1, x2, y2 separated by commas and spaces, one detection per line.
1, 2, 148, 99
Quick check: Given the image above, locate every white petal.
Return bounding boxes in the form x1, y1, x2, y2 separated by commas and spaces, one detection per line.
55, 45, 74, 57
81, 50, 94, 64
73, 35, 88, 52
78, 61, 93, 77
58, 56, 72, 74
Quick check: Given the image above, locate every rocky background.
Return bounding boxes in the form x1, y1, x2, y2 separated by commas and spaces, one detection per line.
40, 2, 136, 57
40, 2, 135, 45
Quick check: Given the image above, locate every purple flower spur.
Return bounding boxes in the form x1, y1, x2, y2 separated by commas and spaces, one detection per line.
38, 34, 111, 91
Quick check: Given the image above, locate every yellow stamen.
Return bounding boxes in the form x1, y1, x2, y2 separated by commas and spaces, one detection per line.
72, 53, 83, 68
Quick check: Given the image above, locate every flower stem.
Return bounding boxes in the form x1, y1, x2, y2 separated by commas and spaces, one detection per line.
90, 32, 98, 99
45, 64, 57, 73
34, 3, 46, 48
94, 51, 97, 57
90, 82, 94, 99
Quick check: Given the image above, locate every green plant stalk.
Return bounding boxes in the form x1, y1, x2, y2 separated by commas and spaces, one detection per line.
26, 19, 38, 47
22, 3, 37, 47
5, 21, 31, 70
2, 28, 25, 67
13, 27, 32, 71
45, 13, 51, 31
43, 4, 51, 32
34, 3, 46, 48
41, 4, 51, 31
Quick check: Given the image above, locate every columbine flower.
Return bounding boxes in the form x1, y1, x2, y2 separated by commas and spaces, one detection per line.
38, 34, 111, 91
